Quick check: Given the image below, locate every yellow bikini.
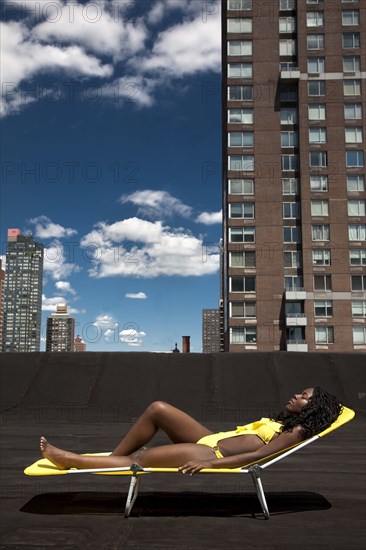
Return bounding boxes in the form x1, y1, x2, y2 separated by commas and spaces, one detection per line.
196, 418, 283, 459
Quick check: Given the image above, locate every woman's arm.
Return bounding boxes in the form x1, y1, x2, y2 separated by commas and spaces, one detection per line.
179, 427, 304, 474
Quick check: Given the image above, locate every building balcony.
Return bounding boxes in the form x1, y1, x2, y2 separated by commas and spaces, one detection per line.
286, 314, 307, 327
286, 340, 308, 352
280, 62, 300, 80
285, 288, 306, 300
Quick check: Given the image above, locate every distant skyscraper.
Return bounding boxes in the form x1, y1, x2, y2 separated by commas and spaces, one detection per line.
202, 309, 221, 353
74, 335, 86, 352
46, 304, 75, 352
3, 229, 44, 352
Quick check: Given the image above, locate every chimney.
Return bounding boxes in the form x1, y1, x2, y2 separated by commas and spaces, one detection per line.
182, 336, 190, 353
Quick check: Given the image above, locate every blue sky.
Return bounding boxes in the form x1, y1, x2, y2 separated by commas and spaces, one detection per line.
1, 0, 222, 351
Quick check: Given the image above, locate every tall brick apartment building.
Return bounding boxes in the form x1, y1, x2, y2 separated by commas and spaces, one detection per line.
222, 0, 366, 351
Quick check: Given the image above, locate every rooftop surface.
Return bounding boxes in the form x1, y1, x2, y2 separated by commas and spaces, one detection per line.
1, 352, 365, 549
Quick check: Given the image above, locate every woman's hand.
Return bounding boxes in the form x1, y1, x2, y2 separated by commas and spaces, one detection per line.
179, 459, 215, 475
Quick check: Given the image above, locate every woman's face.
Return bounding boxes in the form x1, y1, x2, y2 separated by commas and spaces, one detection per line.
285, 388, 314, 415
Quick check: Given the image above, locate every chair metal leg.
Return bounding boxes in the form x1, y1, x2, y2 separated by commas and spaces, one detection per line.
124, 475, 141, 518
249, 465, 270, 519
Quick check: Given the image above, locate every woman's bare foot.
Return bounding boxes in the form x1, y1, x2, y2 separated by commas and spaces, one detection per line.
40, 436, 73, 470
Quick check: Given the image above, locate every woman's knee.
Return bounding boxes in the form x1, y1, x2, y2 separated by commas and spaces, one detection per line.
146, 400, 171, 419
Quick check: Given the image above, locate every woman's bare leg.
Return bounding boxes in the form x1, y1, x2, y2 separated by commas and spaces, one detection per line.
110, 401, 212, 456
40, 437, 215, 470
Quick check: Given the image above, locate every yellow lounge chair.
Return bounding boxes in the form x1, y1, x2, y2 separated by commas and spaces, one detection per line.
24, 405, 355, 519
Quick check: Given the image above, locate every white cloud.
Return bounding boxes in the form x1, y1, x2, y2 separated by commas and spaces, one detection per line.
31, 1, 147, 61
42, 294, 81, 314
1, 1, 221, 117
43, 240, 81, 280
101, 75, 157, 108
125, 292, 147, 299
119, 328, 146, 347
80, 217, 219, 278
196, 210, 222, 225
93, 314, 115, 328
0, 20, 113, 117
55, 280, 77, 295
29, 216, 77, 238
120, 190, 192, 219
133, 11, 221, 77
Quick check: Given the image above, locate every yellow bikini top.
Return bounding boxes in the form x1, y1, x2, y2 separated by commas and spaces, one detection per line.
235, 418, 283, 444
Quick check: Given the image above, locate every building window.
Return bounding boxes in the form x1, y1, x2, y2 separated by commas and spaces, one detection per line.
351, 275, 366, 291
229, 250, 256, 268
282, 178, 299, 195
315, 326, 334, 344
279, 16, 296, 32
229, 202, 255, 219
285, 275, 303, 290
228, 108, 253, 124
228, 85, 253, 101
348, 200, 365, 216
228, 132, 254, 147
227, 18, 252, 33
230, 326, 257, 344
344, 103, 362, 120
280, 0, 296, 9
353, 327, 366, 344
343, 79, 361, 95
307, 12, 324, 27
347, 175, 365, 191
342, 0, 359, 3
349, 249, 366, 265
280, 86, 297, 102
282, 154, 299, 171
346, 151, 364, 167
352, 300, 366, 317
307, 34, 324, 50
228, 63, 253, 78
342, 10, 360, 25
314, 274, 332, 291
343, 56, 361, 72
280, 107, 298, 124
308, 103, 326, 120
307, 0, 322, 3
281, 131, 298, 147
284, 251, 302, 268
312, 249, 331, 266
309, 127, 326, 144
310, 175, 328, 192
308, 80, 325, 96
283, 226, 301, 243
228, 0, 252, 10
228, 40, 253, 56
229, 227, 255, 243
345, 127, 363, 143
310, 151, 327, 167
314, 300, 333, 317
343, 32, 360, 48
229, 155, 254, 171
348, 224, 366, 241
230, 301, 256, 318
228, 178, 254, 194
280, 39, 296, 56
283, 202, 300, 219
311, 199, 329, 216
230, 276, 256, 292
307, 57, 325, 73
312, 224, 330, 241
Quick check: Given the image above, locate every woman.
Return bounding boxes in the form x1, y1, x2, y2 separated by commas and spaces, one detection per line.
40, 387, 342, 474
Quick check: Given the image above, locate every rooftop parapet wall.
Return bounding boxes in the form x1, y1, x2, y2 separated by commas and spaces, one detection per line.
1, 352, 365, 425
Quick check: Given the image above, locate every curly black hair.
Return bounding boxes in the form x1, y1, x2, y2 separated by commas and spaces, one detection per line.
273, 387, 343, 440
